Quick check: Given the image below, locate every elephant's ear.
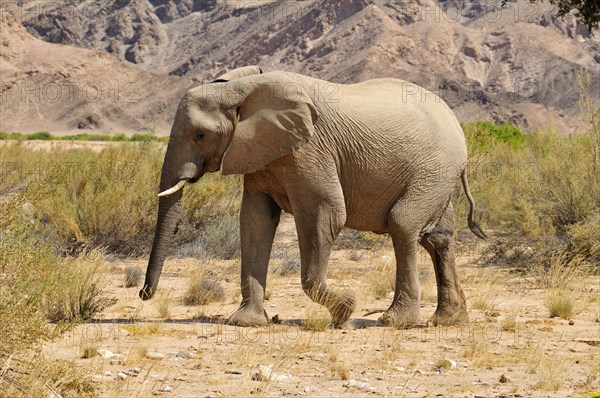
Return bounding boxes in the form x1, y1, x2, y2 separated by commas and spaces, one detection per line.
221, 72, 318, 175
212, 65, 263, 82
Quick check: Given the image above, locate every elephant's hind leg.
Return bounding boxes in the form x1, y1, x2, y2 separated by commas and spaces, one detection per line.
419, 203, 469, 326
378, 199, 424, 328
294, 198, 355, 327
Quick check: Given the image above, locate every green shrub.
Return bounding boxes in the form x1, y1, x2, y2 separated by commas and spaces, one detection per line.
462, 121, 526, 151
26, 131, 53, 140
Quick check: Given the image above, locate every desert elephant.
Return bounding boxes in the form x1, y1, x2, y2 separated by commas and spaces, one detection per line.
139, 65, 486, 328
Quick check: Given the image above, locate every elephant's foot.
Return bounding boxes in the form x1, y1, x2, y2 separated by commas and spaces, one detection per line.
328, 290, 357, 327
428, 307, 469, 327
227, 305, 269, 327
378, 303, 420, 329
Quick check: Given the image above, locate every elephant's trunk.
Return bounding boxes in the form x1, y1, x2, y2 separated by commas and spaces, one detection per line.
139, 189, 183, 300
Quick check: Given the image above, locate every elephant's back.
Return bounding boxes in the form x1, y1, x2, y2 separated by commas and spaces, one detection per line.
344, 78, 464, 143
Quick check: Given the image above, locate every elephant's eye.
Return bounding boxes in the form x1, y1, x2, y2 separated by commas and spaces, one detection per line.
194, 132, 205, 141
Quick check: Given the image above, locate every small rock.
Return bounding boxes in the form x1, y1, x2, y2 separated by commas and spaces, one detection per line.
251, 364, 290, 381
499, 374, 512, 383
343, 380, 371, 390
595, 315, 600, 323
97, 349, 118, 359
304, 386, 311, 393
225, 370, 242, 375
568, 320, 575, 325
146, 351, 165, 360
91, 374, 111, 383
175, 351, 194, 359
381, 255, 392, 261
162, 385, 173, 392
395, 367, 405, 372
437, 368, 447, 375
523, 246, 534, 256
116, 372, 127, 381
110, 359, 123, 366
48, 392, 63, 398
104, 371, 112, 377
128, 367, 142, 376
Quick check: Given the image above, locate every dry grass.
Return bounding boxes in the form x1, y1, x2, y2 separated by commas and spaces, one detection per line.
545, 291, 575, 319
302, 307, 331, 331
183, 272, 225, 306
368, 258, 395, 300
154, 294, 173, 319
124, 265, 143, 288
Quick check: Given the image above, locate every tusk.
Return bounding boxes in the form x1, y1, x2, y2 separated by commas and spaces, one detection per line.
157, 180, 187, 197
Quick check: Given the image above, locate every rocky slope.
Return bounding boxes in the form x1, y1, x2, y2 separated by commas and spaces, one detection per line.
0, 5, 191, 134
3, 0, 600, 134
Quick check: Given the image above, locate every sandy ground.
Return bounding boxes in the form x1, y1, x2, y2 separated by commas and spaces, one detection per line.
43, 214, 600, 398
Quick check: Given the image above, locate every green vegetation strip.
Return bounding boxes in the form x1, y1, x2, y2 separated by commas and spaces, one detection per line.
0, 130, 168, 142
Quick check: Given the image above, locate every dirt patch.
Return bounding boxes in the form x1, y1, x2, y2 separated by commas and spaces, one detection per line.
42, 215, 600, 397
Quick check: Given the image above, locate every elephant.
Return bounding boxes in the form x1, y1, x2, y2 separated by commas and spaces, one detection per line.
139, 65, 486, 329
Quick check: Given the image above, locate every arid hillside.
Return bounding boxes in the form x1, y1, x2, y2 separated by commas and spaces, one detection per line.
2, 0, 600, 134
0, 7, 191, 134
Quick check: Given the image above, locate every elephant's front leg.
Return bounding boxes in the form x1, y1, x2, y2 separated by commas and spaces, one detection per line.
228, 186, 281, 327
293, 193, 355, 327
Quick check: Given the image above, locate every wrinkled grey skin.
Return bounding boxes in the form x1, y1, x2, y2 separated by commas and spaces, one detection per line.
140, 65, 485, 328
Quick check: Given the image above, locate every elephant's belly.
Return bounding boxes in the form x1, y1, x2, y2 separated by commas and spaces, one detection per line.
344, 208, 390, 234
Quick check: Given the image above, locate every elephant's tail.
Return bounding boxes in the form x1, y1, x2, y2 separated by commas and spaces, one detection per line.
461, 170, 487, 239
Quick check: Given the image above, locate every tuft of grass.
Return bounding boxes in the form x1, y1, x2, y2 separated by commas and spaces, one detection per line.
42, 250, 114, 322
183, 271, 225, 306
270, 255, 301, 276
302, 308, 331, 331
124, 265, 143, 288
332, 362, 350, 380
368, 259, 395, 300
80, 343, 98, 359
545, 291, 575, 319
154, 295, 173, 319
501, 311, 519, 332
347, 250, 363, 262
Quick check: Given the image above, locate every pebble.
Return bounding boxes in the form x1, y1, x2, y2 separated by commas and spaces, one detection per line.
104, 371, 112, 377
97, 349, 118, 359
162, 385, 173, 392
116, 372, 128, 381
128, 367, 142, 376
175, 351, 194, 359
146, 351, 165, 360
569, 320, 575, 325
343, 380, 372, 390
225, 370, 242, 375
596, 315, 600, 323
304, 386, 311, 393
110, 359, 123, 366
381, 255, 392, 260
499, 374, 512, 383
251, 364, 291, 382
91, 374, 111, 383
437, 368, 447, 375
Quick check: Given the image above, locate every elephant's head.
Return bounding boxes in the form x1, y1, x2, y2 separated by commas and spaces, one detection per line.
139, 66, 318, 300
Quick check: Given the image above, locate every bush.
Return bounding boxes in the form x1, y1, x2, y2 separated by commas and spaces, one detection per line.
42, 251, 114, 322
0, 141, 243, 256
124, 265, 143, 287
0, 190, 99, 396
26, 131, 52, 140
183, 272, 225, 306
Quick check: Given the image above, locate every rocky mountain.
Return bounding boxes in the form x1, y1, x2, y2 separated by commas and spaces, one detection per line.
2, 0, 599, 134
